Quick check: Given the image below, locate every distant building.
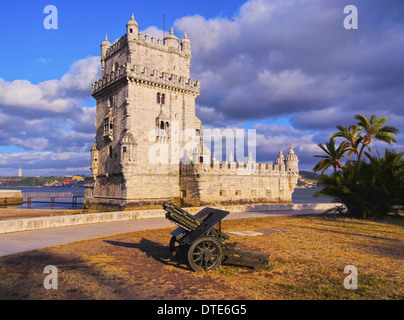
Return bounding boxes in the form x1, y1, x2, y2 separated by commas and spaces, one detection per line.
18, 167, 22, 177
84, 15, 299, 210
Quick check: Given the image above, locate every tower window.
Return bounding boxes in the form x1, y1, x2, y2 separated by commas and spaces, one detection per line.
108, 146, 113, 158
157, 93, 166, 105
130, 28, 133, 33
104, 119, 109, 132
108, 95, 113, 108
123, 146, 127, 153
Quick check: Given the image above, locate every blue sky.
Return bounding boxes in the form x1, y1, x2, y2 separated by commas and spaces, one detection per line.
0, 0, 246, 83
0, 0, 403, 176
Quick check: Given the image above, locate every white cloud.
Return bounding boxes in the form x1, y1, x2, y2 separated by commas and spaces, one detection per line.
10, 138, 49, 151
0, 56, 100, 115
141, 26, 165, 41
0, 56, 100, 176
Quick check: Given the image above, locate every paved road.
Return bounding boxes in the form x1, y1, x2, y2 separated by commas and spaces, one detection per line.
0, 210, 321, 257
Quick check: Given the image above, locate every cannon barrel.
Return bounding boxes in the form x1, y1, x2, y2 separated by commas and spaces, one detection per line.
163, 202, 202, 231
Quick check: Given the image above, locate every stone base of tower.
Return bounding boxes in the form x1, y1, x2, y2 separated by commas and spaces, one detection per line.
180, 198, 293, 208
83, 196, 182, 211
84, 177, 183, 210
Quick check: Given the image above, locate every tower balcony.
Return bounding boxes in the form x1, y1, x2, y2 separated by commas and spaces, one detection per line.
103, 128, 114, 141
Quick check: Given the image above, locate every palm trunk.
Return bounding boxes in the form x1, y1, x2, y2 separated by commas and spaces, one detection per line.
357, 138, 370, 170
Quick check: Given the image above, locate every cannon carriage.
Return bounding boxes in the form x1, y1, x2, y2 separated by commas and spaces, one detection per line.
163, 202, 270, 272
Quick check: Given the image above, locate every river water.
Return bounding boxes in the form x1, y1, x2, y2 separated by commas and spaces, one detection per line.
0, 186, 84, 210
0, 186, 332, 210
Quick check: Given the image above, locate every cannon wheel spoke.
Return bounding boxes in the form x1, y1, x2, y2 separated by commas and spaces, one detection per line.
187, 237, 223, 272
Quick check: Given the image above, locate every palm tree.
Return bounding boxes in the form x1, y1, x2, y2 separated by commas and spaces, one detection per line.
330, 125, 363, 164
313, 138, 347, 173
355, 114, 399, 163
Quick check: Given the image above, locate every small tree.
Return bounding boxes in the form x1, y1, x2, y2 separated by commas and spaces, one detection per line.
330, 125, 363, 164
313, 138, 347, 173
355, 114, 399, 163
314, 114, 401, 219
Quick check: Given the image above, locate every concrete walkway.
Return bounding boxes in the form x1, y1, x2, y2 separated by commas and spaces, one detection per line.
0, 209, 322, 258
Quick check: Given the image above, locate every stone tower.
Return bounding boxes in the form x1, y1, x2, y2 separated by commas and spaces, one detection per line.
84, 15, 299, 210
85, 15, 202, 209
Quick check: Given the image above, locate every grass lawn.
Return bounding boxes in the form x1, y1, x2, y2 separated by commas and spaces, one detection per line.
0, 214, 402, 300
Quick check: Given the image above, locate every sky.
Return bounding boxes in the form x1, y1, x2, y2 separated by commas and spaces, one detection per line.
0, 0, 403, 176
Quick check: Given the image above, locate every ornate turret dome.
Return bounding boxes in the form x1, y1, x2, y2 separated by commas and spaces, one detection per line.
275, 149, 284, 164
127, 13, 139, 27
285, 144, 298, 161
192, 142, 210, 156
192, 136, 211, 164
164, 27, 180, 47
101, 35, 110, 46
181, 32, 190, 44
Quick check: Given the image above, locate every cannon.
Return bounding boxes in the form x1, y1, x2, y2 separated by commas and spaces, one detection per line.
163, 202, 270, 272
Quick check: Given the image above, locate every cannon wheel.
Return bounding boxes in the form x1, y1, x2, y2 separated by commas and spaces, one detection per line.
187, 236, 223, 272
169, 236, 189, 261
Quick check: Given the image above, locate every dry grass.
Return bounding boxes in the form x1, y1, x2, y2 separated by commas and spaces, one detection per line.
0, 214, 402, 300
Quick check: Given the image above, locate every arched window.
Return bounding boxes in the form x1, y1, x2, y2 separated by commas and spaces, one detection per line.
161, 93, 165, 105
160, 121, 165, 130
157, 93, 161, 104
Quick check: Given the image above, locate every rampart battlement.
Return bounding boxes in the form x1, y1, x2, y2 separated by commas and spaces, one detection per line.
104, 29, 190, 61
105, 35, 128, 58
180, 159, 298, 177
132, 31, 190, 56
92, 63, 200, 95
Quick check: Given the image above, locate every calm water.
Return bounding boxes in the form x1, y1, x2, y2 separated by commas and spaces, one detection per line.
1, 185, 332, 210
0, 186, 84, 210
292, 187, 333, 204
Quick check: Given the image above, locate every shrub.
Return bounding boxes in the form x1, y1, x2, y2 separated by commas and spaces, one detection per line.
315, 149, 404, 219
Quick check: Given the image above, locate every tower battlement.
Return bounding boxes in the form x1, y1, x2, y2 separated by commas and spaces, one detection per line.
103, 29, 191, 61
92, 63, 200, 97
100, 15, 192, 81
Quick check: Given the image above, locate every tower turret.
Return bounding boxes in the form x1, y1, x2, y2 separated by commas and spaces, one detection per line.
164, 27, 180, 48
275, 149, 284, 165
126, 13, 139, 40
181, 32, 191, 57
192, 135, 211, 164
101, 35, 111, 58
285, 144, 299, 174
100, 35, 111, 74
